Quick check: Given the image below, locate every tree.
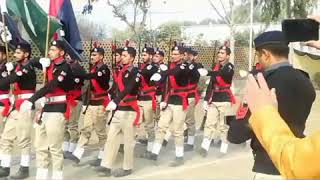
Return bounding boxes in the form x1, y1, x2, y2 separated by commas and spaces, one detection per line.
77, 18, 108, 40
194, 33, 209, 46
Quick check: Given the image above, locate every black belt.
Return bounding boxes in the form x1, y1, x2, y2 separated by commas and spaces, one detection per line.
122, 97, 137, 103
93, 92, 108, 98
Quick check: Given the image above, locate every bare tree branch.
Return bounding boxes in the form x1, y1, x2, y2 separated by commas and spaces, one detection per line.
208, 0, 230, 24
219, 0, 231, 23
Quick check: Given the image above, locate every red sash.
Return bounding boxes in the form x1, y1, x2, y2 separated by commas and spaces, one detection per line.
117, 65, 140, 126
236, 102, 249, 120
166, 63, 189, 110
139, 64, 157, 111
210, 64, 236, 104
0, 90, 10, 117
90, 66, 110, 107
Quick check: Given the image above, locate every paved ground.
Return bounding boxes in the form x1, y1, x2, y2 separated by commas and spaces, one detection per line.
3, 91, 320, 180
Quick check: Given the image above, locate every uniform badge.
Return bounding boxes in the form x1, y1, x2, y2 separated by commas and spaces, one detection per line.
58, 75, 64, 82
74, 78, 80, 83
102, 70, 106, 74
97, 71, 103, 77
1, 72, 7, 77
137, 73, 141, 77
135, 77, 140, 82
16, 71, 23, 76
147, 65, 152, 70
22, 69, 28, 74
180, 65, 185, 69
125, 73, 129, 78
60, 71, 67, 76
189, 64, 194, 70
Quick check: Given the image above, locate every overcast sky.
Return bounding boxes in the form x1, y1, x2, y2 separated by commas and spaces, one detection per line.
36, 0, 238, 29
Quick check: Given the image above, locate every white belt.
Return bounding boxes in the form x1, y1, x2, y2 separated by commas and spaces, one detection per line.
0, 94, 9, 100
17, 93, 34, 99
46, 95, 66, 103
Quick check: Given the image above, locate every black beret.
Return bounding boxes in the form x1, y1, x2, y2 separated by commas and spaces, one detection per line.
155, 49, 165, 57
171, 46, 185, 54
114, 48, 123, 55
142, 47, 155, 55
16, 43, 31, 53
91, 47, 105, 55
51, 40, 66, 50
123, 46, 136, 57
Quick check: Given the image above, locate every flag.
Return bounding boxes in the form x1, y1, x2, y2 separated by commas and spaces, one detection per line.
0, 0, 27, 49
49, 0, 83, 53
6, 0, 61, 55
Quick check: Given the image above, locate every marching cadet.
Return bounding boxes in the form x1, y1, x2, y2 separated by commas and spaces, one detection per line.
69, 47, 111, 167
63, 54, 86, 158
184, 48, 203, 151
138, 46, 158, 157
197, 46, 236, 157
0, 43, 36, 179
19, 40, 74, 179
109, 48, 124, 99
0, 46, 10, 168
95, 46, 141, 177
148, 45, 189, 167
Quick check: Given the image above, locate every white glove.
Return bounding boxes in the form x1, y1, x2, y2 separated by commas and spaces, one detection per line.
203, 101, 209, 111
39, 58, 51, 69
205, 79, 210, 85
82, 105, 87, 113
159, 64, 168, 71
150, 73, 162, 82
5, 62, 14, 72
239, 70, 249, 78
1, 27, 12, 43
160, 102, 167, 110
105, 100, 117, 111
20, 100, 33, 112
198, 68, 208, 76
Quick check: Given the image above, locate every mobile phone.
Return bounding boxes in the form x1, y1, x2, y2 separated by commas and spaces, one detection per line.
282, 19, 319, 42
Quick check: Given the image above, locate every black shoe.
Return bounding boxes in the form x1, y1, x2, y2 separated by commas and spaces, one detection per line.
88, 159, 101, 167
112, 169, 132, 177
0, 167, 10, 178
148, 153, 158, 161
63, 151, 73, 159
97, 167, 111, 177
138, 151, 152, 159
137, 139, 148, 146
169, 157, 184, 167
10, 166, 29, 179
95, 166, 109, 173
69, 154, 80, 165
118, 144, 124, 153
199, 148, 208, 157
184, 144, 194, 152
162, 140, 168, 147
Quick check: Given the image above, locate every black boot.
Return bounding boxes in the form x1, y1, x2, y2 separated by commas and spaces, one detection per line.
68, 154, 80, 165
0, 167, 10, 178
10, 166, 29, 179
169, 157, 184, 167
97, 167, 111, 177
112, 169, 132, 177
88, 159, 101, 167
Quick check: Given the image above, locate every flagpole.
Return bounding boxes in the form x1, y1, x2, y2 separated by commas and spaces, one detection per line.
248, 0, 254, 71
43, 15, 51, 85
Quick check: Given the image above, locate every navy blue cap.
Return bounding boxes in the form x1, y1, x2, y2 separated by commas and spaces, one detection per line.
171, 46, 185, 54
123, 46, 137, 57
254, 31, 288, 49
142, 47, 155, 55
91, 47, 105, 55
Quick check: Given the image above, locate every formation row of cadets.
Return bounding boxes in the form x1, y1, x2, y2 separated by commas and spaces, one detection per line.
0, 40, 235, 179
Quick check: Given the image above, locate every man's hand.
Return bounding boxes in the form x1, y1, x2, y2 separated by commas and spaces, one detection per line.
244, 73, 278, 113
39, 58, 51, 69
150, 73, 162, 82
5, 62, 14, 72
20, 100, 33, 112
307, 15, 320, 23
203, 101, 209, 111
305, 40, 320, 50
197, 68, 208, 76
160, 102, 167, 110
105, 100, 117, 111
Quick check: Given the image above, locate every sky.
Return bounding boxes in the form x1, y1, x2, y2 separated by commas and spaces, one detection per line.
35, 0, 238, 30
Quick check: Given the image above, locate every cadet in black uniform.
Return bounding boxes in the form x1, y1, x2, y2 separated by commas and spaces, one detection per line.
197, 46, 236, 157
96, 47, 141, 177
227, 31, 316, 179
20, 40, 74, 180
0, 43, 38, 179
